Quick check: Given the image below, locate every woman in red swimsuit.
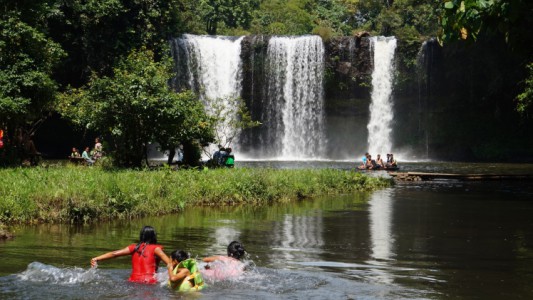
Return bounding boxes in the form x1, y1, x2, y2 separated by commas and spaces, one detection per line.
90, 226, 171, 284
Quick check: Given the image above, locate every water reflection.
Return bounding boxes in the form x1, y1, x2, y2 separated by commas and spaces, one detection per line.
271, 213, 324, 262
368, 188, 395, 284
369, 189, 394, 261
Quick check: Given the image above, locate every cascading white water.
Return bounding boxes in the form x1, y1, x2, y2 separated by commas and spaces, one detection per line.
265, 36, 326, 159
367, 36, 397, 156
172, 34, 244, 147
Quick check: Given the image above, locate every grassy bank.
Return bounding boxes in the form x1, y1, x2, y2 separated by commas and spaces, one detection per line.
0, 166, 392, 224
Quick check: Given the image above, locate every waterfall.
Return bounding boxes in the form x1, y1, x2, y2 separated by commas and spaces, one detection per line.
367, 36, 397, 156
416, 38, 437, 160
264, 36, 326, 159
171, 34, 244, 147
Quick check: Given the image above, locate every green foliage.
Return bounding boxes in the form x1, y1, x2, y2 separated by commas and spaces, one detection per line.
208, 97, 261, 149
48, 0, 186, 86
351, 0, 439, 37
58, 48, 214, 167
196, 0, 260, 35
0, 166, 392, 224
0, 12, 65, 128
438, 0, 533, 47
438, 0, 533, 114
251, 0, 314, 35
252, 0, 362, 37
517, 63, 533, 117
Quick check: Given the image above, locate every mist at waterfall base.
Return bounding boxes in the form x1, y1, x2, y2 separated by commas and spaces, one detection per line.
171, 34, 402, 162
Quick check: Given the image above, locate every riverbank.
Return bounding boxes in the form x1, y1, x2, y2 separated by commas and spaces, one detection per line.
0, 166, 391, 225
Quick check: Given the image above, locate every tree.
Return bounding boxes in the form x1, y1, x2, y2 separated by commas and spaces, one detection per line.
517, 63, 533, 118
438, 0, 532, 46
198, 0, 260, 35
0, 7, 65, 164
47, 0, 186, 87
438, 0, 533, 115
58, 48, 214, 167
251, 0, 314, 35
207, 97, 260, 152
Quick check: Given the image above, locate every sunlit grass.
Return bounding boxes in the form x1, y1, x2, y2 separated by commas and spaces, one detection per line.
0, 166, 392, 224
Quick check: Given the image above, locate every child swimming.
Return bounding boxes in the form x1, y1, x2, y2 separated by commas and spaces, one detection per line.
202, 241, 246, 280
168, 250, 205, 291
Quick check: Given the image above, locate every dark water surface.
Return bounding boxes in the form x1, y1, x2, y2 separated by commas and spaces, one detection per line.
1, 165, 533, 299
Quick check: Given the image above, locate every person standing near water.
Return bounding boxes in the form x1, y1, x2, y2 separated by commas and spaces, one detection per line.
90, 226, 171, 284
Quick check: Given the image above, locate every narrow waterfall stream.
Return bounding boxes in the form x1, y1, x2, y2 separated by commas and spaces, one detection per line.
367, 37, 397, 156
171, 34, 244, 147
265, 36, 326, 159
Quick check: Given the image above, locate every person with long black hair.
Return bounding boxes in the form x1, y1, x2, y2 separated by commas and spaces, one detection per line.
201, 241, 247, 280
90, 226, 171, 284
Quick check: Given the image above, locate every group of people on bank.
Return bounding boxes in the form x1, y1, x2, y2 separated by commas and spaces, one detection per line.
90, 226, 246, 291
70, 138, 104, 165
211, 145, 235, 168
358, 152, 397, 170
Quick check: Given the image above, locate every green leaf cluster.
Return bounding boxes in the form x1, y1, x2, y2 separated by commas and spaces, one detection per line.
0, 8, 65, 128
517, 63, 533, 118
438, 0, 532, 47
197, 0, 260, 35
437, 0, 533, 113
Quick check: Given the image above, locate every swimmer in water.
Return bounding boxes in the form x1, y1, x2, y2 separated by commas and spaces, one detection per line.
168, 250, 205, 291
202, 241, 246, 280
90, 226, 171, 284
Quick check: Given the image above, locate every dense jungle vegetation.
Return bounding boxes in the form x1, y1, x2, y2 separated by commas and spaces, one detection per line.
1, 0, 532, 166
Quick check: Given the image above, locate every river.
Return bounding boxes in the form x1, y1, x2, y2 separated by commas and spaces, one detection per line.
1, 163, 533, 299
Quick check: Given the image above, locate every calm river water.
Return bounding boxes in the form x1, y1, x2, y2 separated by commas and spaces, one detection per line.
1, 163, 533, 299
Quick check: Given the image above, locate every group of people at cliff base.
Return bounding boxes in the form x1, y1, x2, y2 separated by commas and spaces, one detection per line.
358, 152, 397, 170
211, 145, 235, 168
70, 138, 104, 165
91, 226, 246, 291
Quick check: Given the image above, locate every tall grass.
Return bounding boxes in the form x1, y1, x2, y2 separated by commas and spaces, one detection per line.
0, 166, 392, 224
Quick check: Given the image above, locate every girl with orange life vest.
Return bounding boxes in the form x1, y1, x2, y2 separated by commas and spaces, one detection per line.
90, 226, 171, 284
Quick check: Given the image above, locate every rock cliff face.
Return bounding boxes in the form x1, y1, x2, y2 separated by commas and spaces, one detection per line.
393, 37, 533, 161
322, 36, 374, 158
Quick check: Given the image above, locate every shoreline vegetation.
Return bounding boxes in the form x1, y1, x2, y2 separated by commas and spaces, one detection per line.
0, 166, 391, 227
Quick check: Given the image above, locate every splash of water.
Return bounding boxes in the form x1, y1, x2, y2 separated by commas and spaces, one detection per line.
18, 262, 99, 285
367, 36, 397, 156
265, 36, 326, 159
